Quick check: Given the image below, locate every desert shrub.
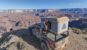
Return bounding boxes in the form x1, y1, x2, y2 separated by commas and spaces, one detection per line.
17, 42, 25, 50
71, 27, 82, 34
6, 42, 15, 48
82, 30, 87, 34
0, 27, 7, 33
71, 27, 87, 34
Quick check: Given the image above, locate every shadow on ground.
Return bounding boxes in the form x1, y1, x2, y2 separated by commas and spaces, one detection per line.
0, 26, 41, 50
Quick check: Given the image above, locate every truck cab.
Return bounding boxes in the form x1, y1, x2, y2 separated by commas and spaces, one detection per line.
31, 16, 69, 50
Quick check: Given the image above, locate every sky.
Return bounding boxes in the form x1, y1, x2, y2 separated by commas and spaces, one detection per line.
0, 0, 87, 9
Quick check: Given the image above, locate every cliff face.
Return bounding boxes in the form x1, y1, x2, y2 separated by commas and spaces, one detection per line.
0, 17, 12, 32
0, 12, 40, 31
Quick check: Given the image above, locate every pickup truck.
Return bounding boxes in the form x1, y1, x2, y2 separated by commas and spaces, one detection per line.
31, 16, 69, 50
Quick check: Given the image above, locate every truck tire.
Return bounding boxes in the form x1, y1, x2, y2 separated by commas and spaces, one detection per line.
41, 42, 49, 50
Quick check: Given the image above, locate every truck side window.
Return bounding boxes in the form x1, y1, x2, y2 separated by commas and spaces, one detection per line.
44, 20, 51, 31
47, 21, 51, 30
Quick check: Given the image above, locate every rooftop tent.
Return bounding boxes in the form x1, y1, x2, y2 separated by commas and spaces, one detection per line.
41, 16, 69, 34
57, 17, 69, 34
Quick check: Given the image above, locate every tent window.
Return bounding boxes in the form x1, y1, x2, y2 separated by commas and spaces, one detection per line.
62, 23, 66, 30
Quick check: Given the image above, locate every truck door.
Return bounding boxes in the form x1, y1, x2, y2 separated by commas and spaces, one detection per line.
32, 26, 42, 39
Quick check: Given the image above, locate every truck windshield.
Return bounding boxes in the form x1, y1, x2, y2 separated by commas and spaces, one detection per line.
47, 33, 55, 41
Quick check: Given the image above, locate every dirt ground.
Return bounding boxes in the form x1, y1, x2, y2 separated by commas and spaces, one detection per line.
63, 30, 87, 50
0, 28, 87, 50
23, 29, 87, 50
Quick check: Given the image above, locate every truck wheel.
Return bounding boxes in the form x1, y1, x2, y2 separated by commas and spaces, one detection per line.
41, 42, 48, 50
